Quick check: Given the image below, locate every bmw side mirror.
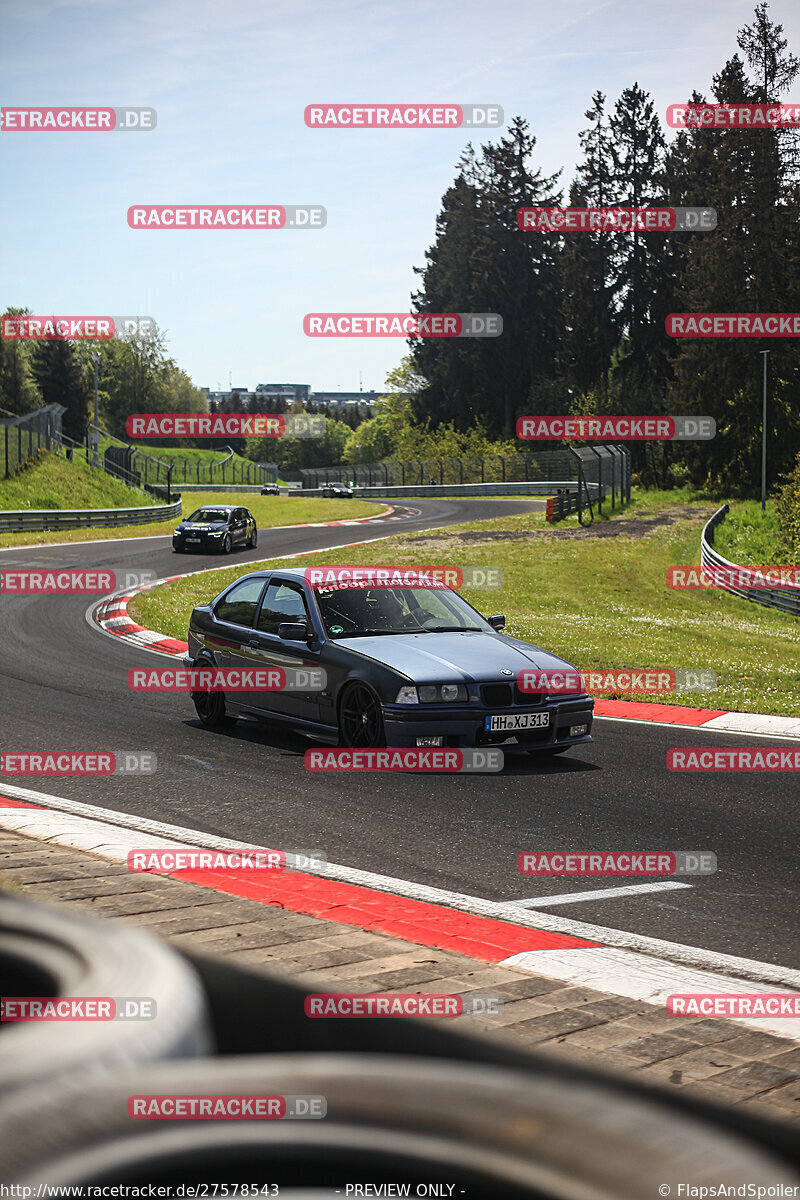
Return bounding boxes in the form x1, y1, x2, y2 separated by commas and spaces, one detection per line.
278, 621, 309, 641
487, 614, 506, 631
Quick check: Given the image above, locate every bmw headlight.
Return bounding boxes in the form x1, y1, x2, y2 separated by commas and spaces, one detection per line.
418, 684, 467, 703
395, 686, 419, 704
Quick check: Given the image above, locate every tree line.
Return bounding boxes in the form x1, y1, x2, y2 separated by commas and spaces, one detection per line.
409, 2, 800, 493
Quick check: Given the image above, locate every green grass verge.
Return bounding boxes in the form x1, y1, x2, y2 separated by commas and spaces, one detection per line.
131, 489, 800, 717
98, 437, 276, 486
712, 499, 795, 566
0, 490, 386, 549
0, 451, 155, 511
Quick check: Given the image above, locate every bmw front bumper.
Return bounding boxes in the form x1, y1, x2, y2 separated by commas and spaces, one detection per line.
381, 697, 594, 751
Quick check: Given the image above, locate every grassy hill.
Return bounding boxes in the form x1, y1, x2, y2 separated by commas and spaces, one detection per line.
98, 436, 274, 486
0, 451, 155, 511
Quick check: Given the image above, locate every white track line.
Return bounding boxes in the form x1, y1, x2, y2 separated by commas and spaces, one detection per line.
1, 781, 799, 994
508, 882, 692, 907
502, 948, 800, 1040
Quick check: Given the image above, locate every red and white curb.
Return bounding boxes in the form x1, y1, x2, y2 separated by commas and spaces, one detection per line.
1, 785, 798, 1039
592, 699, 800, 739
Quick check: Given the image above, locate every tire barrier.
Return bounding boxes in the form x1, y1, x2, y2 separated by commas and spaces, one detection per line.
1, 1052, 796, 1192
0, 895, 213, 1097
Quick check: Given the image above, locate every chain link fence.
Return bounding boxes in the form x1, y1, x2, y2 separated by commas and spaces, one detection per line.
1, 405, 66, 478
301, 445, 631, 518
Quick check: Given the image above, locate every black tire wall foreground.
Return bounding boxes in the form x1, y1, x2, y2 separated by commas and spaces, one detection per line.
0, 1053, 797, 1196
0, 895, 213, 1095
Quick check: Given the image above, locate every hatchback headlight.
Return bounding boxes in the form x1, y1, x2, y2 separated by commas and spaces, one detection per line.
418, 684, 467, 703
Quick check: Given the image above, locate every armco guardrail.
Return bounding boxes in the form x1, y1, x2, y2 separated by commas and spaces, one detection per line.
0, 499, 181, 533
305, 481, 601, 500
546, 490, 581, 521
701, 504, 800, 618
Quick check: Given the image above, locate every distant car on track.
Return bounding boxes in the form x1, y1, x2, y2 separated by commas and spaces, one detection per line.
260, 484, 280, 495
173, 505, 257, 554
321, 482, 353, 498
185, 567, 594, 754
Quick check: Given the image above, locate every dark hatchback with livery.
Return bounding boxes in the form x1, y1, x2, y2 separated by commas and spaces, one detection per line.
173, 505, 258, 554
185, 567, 593, 755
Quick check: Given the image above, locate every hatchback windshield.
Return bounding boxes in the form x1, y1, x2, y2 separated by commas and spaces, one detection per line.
312, 585, 490, 637
188, 509, 230, 523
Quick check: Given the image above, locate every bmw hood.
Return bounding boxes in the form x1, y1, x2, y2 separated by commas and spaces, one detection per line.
337, 631, 580, 684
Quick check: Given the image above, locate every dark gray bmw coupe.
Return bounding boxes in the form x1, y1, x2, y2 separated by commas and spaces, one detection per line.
185, 568, 594, 754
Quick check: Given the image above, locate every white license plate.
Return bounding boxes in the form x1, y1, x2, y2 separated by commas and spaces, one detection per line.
484, 711, 551, 732
187, 537, 200, 543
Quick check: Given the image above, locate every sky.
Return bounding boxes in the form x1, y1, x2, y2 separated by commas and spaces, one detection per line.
2, 0, 798, 396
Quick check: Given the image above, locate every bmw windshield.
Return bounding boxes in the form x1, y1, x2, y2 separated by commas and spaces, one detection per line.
312, 584, 491, 637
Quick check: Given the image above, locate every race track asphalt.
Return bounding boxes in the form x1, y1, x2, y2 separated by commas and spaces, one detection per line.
1, 497, 796, 968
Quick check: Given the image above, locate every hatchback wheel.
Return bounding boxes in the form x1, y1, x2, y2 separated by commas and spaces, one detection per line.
221, 533, 232, 554
247, 527, 258, 549
338, 681, 385, 747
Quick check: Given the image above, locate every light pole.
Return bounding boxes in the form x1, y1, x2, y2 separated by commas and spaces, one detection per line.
92, 353, 100, 468
355, 442, 362, 487
760, 350, 769, 512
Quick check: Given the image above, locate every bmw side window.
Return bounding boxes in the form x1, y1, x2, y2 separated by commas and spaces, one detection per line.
257, 582, 309, 635
214, 578, 266, 627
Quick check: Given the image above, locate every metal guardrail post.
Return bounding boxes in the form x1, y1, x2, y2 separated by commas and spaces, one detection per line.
588, 445, 603, 515
621, 445, 631, 501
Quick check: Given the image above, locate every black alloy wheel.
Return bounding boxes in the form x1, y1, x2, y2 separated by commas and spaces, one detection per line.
192, 684, 235, 727
338, 681, 385, 748
248, 526, 258, 548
